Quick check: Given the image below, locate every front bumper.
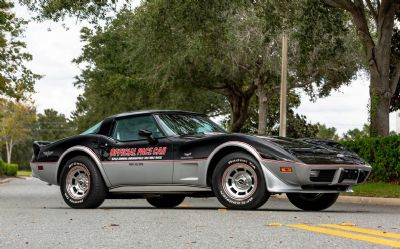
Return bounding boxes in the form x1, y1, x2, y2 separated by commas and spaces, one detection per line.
261, 159, 372, 193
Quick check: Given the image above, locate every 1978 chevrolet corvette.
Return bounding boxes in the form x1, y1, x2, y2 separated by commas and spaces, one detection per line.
31, 110, 371, 210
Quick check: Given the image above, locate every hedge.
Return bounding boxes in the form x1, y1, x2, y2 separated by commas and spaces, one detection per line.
0, 160, 18, 177
342, 135, 400, 182
0, 160, 5, 175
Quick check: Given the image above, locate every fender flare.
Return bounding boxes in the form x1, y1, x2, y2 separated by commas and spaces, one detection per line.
57, 146, 112, 187
203, 141, 288, 192
203, 141, 263, 184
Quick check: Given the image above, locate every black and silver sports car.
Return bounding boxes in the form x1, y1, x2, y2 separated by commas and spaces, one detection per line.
31, 110, 371, 210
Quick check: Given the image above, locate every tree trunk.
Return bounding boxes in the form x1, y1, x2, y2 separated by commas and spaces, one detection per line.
5, 139, 13, 164
257, 86, 268, 135
229, 94, 252, 133
370, 73, 391, 136
323, 0, 398, 137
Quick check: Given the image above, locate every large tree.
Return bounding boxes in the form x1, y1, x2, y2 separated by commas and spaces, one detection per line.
21, 0, 362, 133
0, 99, 35, 163
323, 0, 400, 136
33, 108, 76, 140
0, 1, 40, 100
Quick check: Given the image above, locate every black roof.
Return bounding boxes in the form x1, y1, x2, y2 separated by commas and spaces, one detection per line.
107, 110, 204, 119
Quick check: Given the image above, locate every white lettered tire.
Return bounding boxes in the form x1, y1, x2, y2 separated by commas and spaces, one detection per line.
60, 156, 107, 209
212, 152, 270, 210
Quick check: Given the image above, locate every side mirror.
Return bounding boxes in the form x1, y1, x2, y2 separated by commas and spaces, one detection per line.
138, 129, 157, 143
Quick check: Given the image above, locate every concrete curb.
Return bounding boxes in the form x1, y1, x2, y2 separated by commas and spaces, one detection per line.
271, 194, 400, 206
0, 176, 28, 185
0, 177, 14, 185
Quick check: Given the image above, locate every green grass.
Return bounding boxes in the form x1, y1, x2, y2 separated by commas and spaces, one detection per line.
345, 182, 400, 198
17, 170, 32, 177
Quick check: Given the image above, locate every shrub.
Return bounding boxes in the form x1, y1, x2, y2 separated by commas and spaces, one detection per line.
5, 163, 18, 177
342, 135, 400, 182
0, 160, 5, 175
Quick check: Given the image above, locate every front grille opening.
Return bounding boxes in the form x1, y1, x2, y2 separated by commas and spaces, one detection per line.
357, 170, 369, 183
339, 169, 359, 183
310, 170, 336, 182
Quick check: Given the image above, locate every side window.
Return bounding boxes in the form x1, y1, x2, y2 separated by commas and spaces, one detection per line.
111, 115, 162, 141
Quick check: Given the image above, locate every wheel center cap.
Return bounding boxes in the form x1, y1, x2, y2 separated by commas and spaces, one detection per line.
234, 174, 252, 190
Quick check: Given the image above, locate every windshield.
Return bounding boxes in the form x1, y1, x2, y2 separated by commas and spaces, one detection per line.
81, 121, 102, 135
156, 114, 225, 136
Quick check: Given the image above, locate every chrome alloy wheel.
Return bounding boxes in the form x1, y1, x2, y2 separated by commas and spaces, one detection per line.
65, 164, 91, 200
222, 163, 258, 200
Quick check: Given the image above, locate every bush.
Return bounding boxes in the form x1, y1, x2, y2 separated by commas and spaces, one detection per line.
342, 135, 400, 182
0, 160, 5, 175
5, 163, 18, 176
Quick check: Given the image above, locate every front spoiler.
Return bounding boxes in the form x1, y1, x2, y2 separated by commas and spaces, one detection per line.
261, 159, 372, 193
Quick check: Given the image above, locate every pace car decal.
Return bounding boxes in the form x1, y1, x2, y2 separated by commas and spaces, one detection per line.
109, 146, 168, 161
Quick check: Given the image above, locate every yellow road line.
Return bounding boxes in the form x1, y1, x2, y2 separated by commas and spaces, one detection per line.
320, 224, 400, 240
287, 224, 400, 248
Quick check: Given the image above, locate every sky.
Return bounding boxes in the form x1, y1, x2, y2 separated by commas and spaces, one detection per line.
14, 3, 397, 135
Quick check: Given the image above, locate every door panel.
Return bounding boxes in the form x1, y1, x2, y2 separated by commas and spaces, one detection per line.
102, 138, 173, 186
101, 114, 173, 186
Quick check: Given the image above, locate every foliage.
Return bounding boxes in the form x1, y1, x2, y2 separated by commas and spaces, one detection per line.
8, 109, 77, 169
4, 162, 17, 176
0, 1, 40, 100
0, 99, 36, 163
71, 7, 228, 131
316, 124, 339, 141
323, 0, 400, 136
68, 0, 362, 132
0, 160, 18, 176
239, 91, 318, 137
342, 124, 369, 140
342, 135, 400, 182
33, 109, 76, 140
0, 159, 5, 175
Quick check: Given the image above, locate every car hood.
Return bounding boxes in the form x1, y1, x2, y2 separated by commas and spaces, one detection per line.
176, 133, 366, 165
256, 136, 366, 165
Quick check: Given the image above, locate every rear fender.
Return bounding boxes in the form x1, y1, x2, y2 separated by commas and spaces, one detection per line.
57, 146, 112, 187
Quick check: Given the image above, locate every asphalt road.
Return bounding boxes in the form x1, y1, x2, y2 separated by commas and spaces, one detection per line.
1, 178, 399, 249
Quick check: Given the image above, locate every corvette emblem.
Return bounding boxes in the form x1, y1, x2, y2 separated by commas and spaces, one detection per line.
184, 152, 192, 157
43, 151, 53, 157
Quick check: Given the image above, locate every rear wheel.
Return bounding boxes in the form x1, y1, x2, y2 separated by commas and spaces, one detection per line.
146, 195, 185, 208
286, 193, 339, 211
60, 156, 107, 209
212, 152, 270, 210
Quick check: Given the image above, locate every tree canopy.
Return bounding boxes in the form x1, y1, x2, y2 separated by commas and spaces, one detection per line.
0, 1, 40, 100
324, 0, 400, 136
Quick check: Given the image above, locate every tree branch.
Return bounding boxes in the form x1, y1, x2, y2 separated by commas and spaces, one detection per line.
390, 61, 400, 94
323, 0, 355, 11
365, 0, 378, 25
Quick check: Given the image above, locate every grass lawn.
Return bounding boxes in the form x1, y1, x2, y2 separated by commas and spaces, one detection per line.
17, 170, 32, 177
345, 182, 400, 198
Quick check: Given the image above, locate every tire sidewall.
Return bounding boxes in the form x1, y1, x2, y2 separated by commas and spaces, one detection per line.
213, 153, 268, 209
286, 193, 339, 211
60, 156, 104, 208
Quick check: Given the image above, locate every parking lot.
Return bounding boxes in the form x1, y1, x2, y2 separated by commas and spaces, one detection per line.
1, 178, 399, 248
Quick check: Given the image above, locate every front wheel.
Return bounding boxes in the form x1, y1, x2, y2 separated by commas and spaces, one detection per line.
286, 193, 339, 211
147, 195, 185, 208
60, 156, 107, 209
212, 152, 270, 210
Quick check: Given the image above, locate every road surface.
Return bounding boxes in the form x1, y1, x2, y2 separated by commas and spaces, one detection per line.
0, 178, 399, 248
